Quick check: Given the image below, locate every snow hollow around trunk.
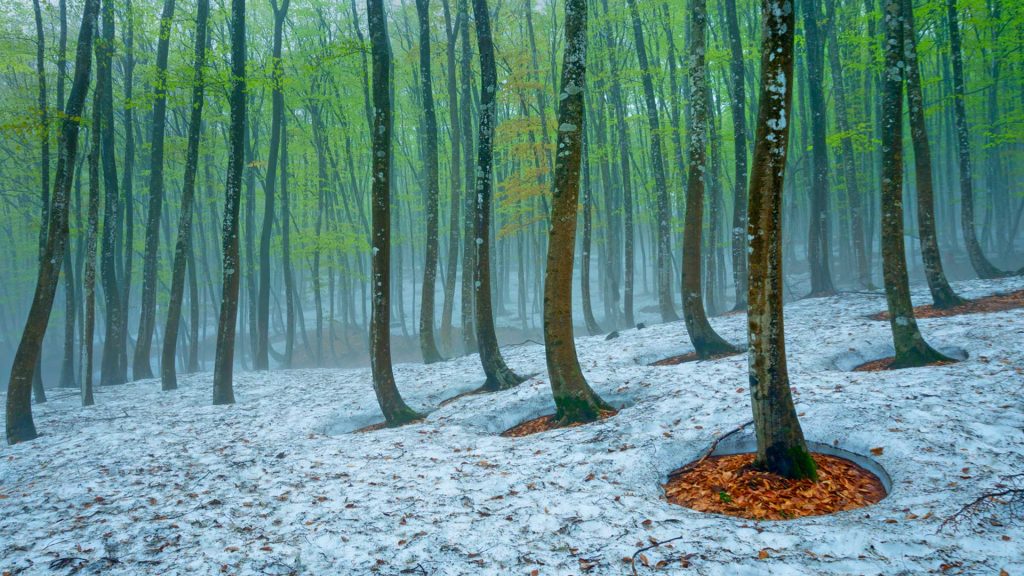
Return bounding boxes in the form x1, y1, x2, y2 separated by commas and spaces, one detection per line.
1, 277, 1022, 574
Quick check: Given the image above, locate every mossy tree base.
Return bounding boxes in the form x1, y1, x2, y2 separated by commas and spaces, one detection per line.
754, 442, 819, 481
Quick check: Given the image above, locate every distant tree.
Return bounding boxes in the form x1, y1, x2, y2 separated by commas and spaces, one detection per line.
368, 0, 423, 425
416, 0, 444, 364
162, 0, 211, 391
879, 0, 952, 368
682, 0, 738, 359
6, 0, 100, 443
212, 0, 247, 405
746, 0, 817, 480
31, 0, 49, 404
471, 0, 526, 391
543, 0, 612, 424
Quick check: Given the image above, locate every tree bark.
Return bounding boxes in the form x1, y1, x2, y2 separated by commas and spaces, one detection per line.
212, 0, 246, 405
682, 0, 738, 359
747, 0, 816, 480
133, 0, 176, 380
31, 0, 50, 404
544, 0, 612, 424
723, 0, 749, 310
161, 0, 209, 391
6, 0, 99, 443
472, 0, 525, 391
879, 0, 952, 369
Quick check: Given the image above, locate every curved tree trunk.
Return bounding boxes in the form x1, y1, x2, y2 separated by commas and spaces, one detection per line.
6, 0, 99, 443
134, 0, 176, 380
747, 0, 816, 480
212, 0, 246, 406
902, 0, 963, 309
367, 0, 422, 426
416, 0, 444, 364
879, 0, 951, 369
682, 0, 737, 358
161, 0, 209, 391
471, 0, 525, 391
544, 0, 612, 424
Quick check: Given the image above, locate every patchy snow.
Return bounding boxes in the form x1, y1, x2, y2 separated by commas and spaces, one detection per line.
2, 277, 1023, 575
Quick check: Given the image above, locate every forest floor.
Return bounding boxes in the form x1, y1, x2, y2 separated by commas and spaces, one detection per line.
1, 276, 1023, 575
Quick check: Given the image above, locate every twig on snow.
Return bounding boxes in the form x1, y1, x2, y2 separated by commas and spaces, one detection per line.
630, 535, 688, 576
668, 420, 754, 479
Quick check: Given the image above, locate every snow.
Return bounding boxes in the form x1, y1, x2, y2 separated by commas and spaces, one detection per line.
2, 277, 1023, 574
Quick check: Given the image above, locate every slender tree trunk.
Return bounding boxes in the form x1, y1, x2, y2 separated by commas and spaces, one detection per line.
902, 0, 963, 309
747, 0, 816, 480
212, 0, 246, 405
458, 0, 478, 355
545, 0, 612, 424
439, 0, 461, 356
6, 0, 99, 443
946, 0, 1008, 279
256, 0, 290, 371
282, 114, 296, 367
581, 129, 602, 336
626, 0, 676, 322
880, 0, 951, 369
803, 0, 835, 297
84, 111, 100, 408
133, 0, 176, 380
31, 0, 50, 404
119, 0, 134, 383
58, 0, 77, 389
724, 0, 749, 310
416, 0, 444, 364
472, 0, 525, 391
367, 0, 422, 425
161, 0, 209, 391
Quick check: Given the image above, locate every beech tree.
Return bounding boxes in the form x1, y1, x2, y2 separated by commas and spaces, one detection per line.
746, 0, 817, 480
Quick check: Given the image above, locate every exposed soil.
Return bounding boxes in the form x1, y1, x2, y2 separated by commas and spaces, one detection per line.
869, 289, 1024, 321
853, 356, 959, 372
501, 409, 617, 438
665, 452, 887, 520
352, 419, 424, 433
651, 350, 743, 366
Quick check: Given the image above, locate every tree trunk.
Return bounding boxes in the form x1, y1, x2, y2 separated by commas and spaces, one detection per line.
946, 0, 1008, 279
6, 0, 99, 443
212, 0, 246, 405
803, 0, 835, 297
133, 0, 176, 380
367, 0, 422, 425
544, 0, 612, 424
879, 0, 952, 369
747, 0, 816, 480
626, 0, 676, 322
161, 0, 209, 391
723, 0, 749, 310
902, 0, 963, 309
472, 0, 525, 391
458, 0, 478, 355
581, 129, 602, 336
439, 0, 461, 356
682, 0, 737, 358
255, 0, 290, 371
31, 0, 50, 404
416, 0, 444, 364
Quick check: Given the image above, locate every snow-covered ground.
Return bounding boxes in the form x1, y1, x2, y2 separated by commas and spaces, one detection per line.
2, 277, 1023, 575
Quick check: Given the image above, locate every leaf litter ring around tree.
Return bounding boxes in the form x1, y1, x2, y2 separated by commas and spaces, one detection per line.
650, 350, 743, 367
500, 409, 618, 437
664, 451, 888, 520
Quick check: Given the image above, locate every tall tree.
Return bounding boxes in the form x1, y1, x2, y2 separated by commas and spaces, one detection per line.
416, 0, 444, 364
946, 0, 1009, 279
472, 0, 526, 391
162, 0, 210, 391
368, 0, 423, 425
723, 0, 749, 310
879, 0, 952, 368
682, 0, 738, 359
134, 0, 177, 379
544, 0, 612, 424
902, 0, 963, 309
439, 0, 461, 355
802, 0, 835, 297
97, 0, 125, 386
255, 0, 290, 371
212, 0, 247, 405
6, 0, 100, 443
747, 0, 817, 480
58, 0, 76, 390
626, 0, 677, 322
31, 0, 49, 404
457, 0, 478, 355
